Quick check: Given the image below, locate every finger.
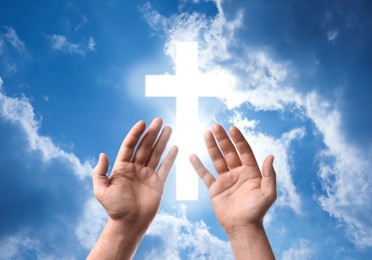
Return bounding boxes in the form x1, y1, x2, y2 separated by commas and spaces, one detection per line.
212, 124, 242, 169
157, 145, 178, 182
146, 126, 172, 171
204, 130, 229, 174
189, 154, 216, 189
132, 118, 163, 165
229, 126, 259, 169
115, 120, 146, 163
92, 153, 109, 194
261, 155, 277, 203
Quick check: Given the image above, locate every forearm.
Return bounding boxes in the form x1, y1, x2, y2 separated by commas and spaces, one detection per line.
87, 219, 145, 260
228, 223, 275, 260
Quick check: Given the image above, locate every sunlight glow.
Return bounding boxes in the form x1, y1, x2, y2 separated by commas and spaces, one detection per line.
146, 42, 230, 200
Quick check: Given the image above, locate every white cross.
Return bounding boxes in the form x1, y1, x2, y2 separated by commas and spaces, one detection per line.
146, 41, 228, 200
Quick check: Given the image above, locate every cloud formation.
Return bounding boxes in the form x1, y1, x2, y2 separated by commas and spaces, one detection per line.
0, 27, 27, 75
2, 27, 26, 54
144, 205, 233, 259
327, 30, 338, 42
306, 92, 372, 248
0, 91, 93, 179
0, 232, 39, 260
88, 36, 96, 51
282, 239, 314, 260
47, 34, 95, 56
0, 27, 96, 258
75, 198, 107, 250
0, 95, 92, 259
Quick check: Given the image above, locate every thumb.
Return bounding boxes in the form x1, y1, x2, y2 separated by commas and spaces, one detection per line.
92, 153, 109, 193
261, 155, 277, 202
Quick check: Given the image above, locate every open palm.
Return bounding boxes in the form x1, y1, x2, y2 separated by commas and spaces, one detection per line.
93, 118, 178, 231
190, 124, 276, 235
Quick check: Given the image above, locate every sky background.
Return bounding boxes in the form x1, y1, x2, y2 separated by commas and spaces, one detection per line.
1, 0, 372, 259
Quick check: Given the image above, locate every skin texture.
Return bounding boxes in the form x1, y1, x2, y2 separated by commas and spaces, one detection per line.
190, 124, 276, 260
87, 118, 178, 260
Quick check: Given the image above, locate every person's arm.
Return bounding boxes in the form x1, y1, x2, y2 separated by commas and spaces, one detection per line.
88, 118, 178, 260
87, 218, 145, 259
190, 124, 276, 260
227, 223, 275, 259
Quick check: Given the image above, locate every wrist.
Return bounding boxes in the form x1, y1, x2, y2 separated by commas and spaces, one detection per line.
106, 218, 147, 238
226, 223, 265, 242
87, 219, 146, 260
226, 223, 275, 260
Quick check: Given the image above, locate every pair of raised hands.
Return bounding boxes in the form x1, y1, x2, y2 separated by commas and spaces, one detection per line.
88, 118, 276, 260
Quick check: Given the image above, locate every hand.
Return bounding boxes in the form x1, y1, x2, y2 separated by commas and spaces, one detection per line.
190, 124, 276, 236
92, 118, 178, 233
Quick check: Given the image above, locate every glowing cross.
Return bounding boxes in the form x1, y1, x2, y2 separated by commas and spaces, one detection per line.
146, 41, 228, 200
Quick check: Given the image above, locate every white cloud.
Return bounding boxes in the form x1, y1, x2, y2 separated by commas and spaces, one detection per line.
0, 232, 37, 260
305, 92, 372, 248
47, 34, 95, 56
0, 90, 94, 258
327, 30, 338, 42
0, 28, 24, 75
0, 92, 93, 178
88, 37, 96, 51
47, 34, 83, 55
230, 111, 259, 129
145, 205, 233, 259
75, 198, 107, 249
142, 0, 372, 248
141, 0, 242, 71
282, 239, 314, 260
3, 27, 26, 54
0, 76, 3, 90
0, 231, 77, 260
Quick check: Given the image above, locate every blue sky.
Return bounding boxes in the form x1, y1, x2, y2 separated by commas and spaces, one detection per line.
1, 0, 372, 259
